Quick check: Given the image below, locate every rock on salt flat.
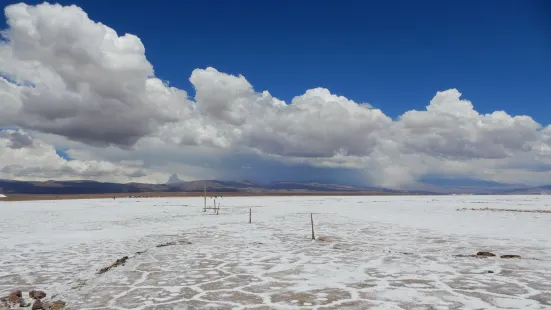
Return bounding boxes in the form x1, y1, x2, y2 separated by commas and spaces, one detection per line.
0, 195, 550, 309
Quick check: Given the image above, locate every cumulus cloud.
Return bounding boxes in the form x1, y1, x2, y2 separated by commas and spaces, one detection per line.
1, 2, 551, 187
168, 67, 391, 158
0, 2, 191, 146
396, 89, 541, 160
0, 129, 34, 149
0, 129, 166, 182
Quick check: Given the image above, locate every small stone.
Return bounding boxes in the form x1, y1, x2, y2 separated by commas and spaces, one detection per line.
49, 301, 67, 310
11, 290, 22, 298
7, 292, 21, 304
487, 270, 494, 273
476, 251, 496, 257
50, 300, 66, 307
20, 299, 31, 307
501, 254, 521, 259
32, 299, 45, 310
29, 290, 47, 300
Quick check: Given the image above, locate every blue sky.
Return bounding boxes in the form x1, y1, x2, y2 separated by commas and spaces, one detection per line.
3, 0, 549, 122
1, 1, 551, 187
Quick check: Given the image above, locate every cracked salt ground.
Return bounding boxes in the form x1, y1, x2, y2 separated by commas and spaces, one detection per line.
1, 196, 551, 309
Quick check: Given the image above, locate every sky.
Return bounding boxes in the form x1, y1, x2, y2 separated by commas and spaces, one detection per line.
0, 1, 550, 188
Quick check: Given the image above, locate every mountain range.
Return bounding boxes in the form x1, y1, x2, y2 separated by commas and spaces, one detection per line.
0, 178, 410, 196
0, 174, 550, 196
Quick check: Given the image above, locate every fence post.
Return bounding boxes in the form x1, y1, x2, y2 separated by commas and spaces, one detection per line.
249, 207, 252, 224
311, 213, 315, 240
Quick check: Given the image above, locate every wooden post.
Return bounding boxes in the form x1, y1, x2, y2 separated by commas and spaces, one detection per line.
311, 213, 315, 240
249, 207, 252, 224
203, 183, 206, 212
213, 198, 216, 213
216, 203, 220, 215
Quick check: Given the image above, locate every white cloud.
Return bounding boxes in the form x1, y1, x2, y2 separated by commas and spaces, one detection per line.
0, 2, 191, 146
396, 89, 541, 160
0, 129, 166, 182
170, 67, 391, 158
1, 2, 551, 188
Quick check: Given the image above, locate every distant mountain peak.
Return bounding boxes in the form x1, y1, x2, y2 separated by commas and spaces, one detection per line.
167, 173, 183, 184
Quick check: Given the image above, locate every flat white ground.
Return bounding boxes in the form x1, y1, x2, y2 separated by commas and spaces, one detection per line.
1, 196, 550, 309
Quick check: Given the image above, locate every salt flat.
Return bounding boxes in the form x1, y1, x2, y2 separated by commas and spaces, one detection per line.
1, 195, 551, 309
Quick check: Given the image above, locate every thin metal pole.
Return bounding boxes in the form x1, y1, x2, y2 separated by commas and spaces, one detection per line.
311, 213, 315, 240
